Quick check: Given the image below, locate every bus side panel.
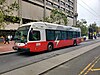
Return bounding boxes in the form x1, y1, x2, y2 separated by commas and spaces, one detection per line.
26, 39, 79, 53
64, 40, 74, 46
76, 38, 82, 44
27, 41, 48, 52
53, 39, 74, 48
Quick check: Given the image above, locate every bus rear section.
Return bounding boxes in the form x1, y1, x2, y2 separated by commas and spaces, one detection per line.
45, 29, 81, 49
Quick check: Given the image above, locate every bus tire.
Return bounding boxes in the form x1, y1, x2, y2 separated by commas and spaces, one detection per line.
73, 40, 77, 46
47, 43, 53, 51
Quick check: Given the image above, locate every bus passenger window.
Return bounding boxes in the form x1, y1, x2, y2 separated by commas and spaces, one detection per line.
55, 31, 61, 40
61, 31, 66, 40
46, 30, 55, 41
29, 31, 40, 41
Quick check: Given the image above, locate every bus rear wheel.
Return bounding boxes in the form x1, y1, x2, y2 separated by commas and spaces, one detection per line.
73, 40, 77, 46
47, 44, 53, 51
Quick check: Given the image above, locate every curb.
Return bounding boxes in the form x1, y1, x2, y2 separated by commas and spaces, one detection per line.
0, 50, 17, 55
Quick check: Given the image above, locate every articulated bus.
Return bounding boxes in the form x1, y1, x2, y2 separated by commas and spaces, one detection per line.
13, 22, 81, 52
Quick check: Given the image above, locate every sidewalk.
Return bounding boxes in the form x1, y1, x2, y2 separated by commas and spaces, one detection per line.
0, 41, 16, 55
0, 37, 99, 55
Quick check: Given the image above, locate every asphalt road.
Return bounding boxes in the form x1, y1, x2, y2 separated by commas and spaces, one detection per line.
42, 46, 100, 75
0, 39, 100, 74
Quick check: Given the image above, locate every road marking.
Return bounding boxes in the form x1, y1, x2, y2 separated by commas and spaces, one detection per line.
91, 68, 100, 71
84, 56, 100, 75
84, 62, 96, 75
79, 63, 91, 75
78, 55, 100, 75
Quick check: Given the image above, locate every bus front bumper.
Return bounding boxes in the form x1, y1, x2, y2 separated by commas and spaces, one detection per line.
13, 46, 30, 53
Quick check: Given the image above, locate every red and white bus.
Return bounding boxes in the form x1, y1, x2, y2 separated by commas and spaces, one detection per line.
13, 22, 81, 52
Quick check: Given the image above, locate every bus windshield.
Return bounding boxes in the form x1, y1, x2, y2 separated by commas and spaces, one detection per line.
14, 25, 30, 43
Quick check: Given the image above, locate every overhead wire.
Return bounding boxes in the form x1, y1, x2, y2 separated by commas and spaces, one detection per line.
77, 2, 98, 18
77, 0, 100, 26
81, 0, 99, 17
77, 1, 100, 25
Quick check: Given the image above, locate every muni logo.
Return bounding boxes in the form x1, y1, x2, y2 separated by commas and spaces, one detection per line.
55, 36, 60, 46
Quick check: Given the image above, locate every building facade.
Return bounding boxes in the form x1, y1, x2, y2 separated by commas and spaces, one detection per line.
5, 0, 77, 30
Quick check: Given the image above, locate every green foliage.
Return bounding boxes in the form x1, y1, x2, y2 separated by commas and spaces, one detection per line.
98, 27, 100, 32
0, 0, 19, 29
73, 19, 88, 36
0, 11, 4, 23
4, 15, 20, 23
0, 0, 6, 5
44, 9, 68, 25
89, 22, 99, 33
74, 20, 99, 36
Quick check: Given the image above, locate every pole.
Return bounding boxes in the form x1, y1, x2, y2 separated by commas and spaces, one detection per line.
44, 0, 46, 20
18, 0, 22, 25
73, 0, 77, 26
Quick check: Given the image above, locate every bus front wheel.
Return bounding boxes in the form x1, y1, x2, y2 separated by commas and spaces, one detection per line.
47, 44, 53, 51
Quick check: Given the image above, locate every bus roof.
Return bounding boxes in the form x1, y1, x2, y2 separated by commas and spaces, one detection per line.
20, 22, 81, 32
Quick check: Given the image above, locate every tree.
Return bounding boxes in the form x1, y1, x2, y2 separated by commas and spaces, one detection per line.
44, 9, 68, 25
73, 19, 88, 36
0, 0, 19, 29
89, 22, 99, 33
98, 27, 100, 33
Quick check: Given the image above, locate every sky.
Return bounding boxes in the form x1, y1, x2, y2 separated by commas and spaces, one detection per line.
77, 0, 100, 26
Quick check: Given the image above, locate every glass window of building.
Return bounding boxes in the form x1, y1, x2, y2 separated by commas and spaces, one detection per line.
66, 4, 69, 8
60, 1, 65, 6
54, 0, 59, 2
47, 1, 53, 6
61, 7, 65, 11
53, 4, 59, 8
65, 0, 68, 2
70, 2, 73, 6
37, 0, 43, 3
66, 10, 69, 13
70, 7, 73, 10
